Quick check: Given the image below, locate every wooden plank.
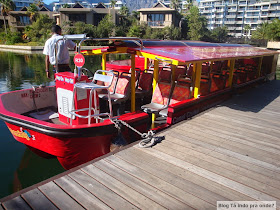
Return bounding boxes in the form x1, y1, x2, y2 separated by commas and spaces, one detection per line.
2, 196, 31, 210
180, 120, 280, 156
164, 130, 280, 181
93, 159, 191, 209
137, 147, 280, 209
152, 141, 280, 200
103, 154, 215, 209
68, 169, 138, 209
80, 164, 165, 209
54, 175, 111, 210
173, 126, 280, 172
38, 182, 84, 210
114, 147, 240, 204
202, 112, 280, 139
165, 131, 280, 184
204, 110, 280, 135
190, 116, 280, 144
158, 135, 280, 193
22, 188, 58, 210
212, 106, 280, 128
183, 120, 280, 153
183, 121, 280, 166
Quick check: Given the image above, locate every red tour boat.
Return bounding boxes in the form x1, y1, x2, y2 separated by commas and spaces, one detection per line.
0, 36, 278, 169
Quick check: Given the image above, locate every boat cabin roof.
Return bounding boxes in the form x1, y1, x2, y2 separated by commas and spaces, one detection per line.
83, 40, 278, 65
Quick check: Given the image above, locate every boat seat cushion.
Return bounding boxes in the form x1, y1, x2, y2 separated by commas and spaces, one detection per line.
151, 82, 171, 105
141, 102, 167, 114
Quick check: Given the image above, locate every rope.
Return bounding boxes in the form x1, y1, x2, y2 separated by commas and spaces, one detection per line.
110, 118, 164, 148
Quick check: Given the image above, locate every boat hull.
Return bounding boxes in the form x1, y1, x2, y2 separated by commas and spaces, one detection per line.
1, 107, 149, 169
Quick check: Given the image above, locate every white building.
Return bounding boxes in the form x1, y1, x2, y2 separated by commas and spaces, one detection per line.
198, 0, 280, 38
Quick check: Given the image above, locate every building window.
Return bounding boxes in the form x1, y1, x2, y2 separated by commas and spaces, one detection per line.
147, 13, 165, 26
69, 14, 86, 23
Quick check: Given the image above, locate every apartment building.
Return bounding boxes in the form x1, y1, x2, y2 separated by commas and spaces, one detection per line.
198, 0, 280, 37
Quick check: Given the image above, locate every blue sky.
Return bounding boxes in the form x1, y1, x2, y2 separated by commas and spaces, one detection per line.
44, 0, 57, 4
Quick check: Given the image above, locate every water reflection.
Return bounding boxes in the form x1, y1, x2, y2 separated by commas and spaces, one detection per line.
12, 148, 65, 193
0, 51, 103, 199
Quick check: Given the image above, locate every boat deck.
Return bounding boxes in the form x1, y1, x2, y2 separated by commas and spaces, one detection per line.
1, 80, 280, 209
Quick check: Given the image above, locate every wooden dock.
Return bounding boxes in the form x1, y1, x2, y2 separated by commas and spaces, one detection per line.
1, 80, 280, 209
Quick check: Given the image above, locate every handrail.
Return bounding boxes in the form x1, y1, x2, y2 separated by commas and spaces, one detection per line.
77, 37, 144, 53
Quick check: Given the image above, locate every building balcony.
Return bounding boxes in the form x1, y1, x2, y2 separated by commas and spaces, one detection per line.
224, 21, 236, 24
10, 21, 30, 27
226, 15, 236, 18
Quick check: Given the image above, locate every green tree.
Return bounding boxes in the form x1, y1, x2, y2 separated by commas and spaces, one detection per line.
243, 24, 251, 40
110, 0, 116, 9
26, 3, 39, 22
210, 26, 228, 43
187, 6, 207, 40
127, 24, 147, 38
62, 4, 70, 8
251, 22, 269, 40
94, 15, 115, 38
163, 26, 181, 40
0, 0, 15, 34
24, 14, 55, 44
73, 21, 95, 37
266, 19, 280, 41
119, 6, 129, 17
171, 0, 181, 11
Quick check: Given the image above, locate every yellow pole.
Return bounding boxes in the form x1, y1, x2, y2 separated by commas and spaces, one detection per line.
228, 59, 235, 88
131, 54, 136, 112
193, 62, 202, 98
257, 57, 263, 78
171, 64, 176, 83
102, 53, 106, 71
144, 57, 149, 71
152, 59, 159, 124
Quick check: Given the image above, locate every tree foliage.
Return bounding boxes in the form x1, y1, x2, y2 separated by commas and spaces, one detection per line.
251, 22, 269, 40
210, 26, 228, 43
187, 6, 207, 40
24, 14, 55, 44
26, 3, 39, 22
266, 19, 280, 41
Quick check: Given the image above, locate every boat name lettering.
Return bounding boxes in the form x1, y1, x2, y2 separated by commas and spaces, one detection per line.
8, 127, 35, 141
56, 76, 64, 82
64, 77, 74, 84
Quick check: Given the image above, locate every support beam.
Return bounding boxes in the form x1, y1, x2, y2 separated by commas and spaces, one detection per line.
144, 57, 149, 71
102, 53, 106, 71
257, 57, 263, 78
130, 54, 136, 112
228, 59, 235, 88
152, 60, 159, 123
193, 62, 202, 98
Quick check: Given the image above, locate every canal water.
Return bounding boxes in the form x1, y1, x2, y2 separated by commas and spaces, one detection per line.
0, 51, 105, 199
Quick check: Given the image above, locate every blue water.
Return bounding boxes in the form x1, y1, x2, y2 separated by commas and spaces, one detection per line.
0, 51, 103, 199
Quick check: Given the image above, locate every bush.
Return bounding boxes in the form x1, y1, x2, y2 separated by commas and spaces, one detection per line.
0, 30, 23, 45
